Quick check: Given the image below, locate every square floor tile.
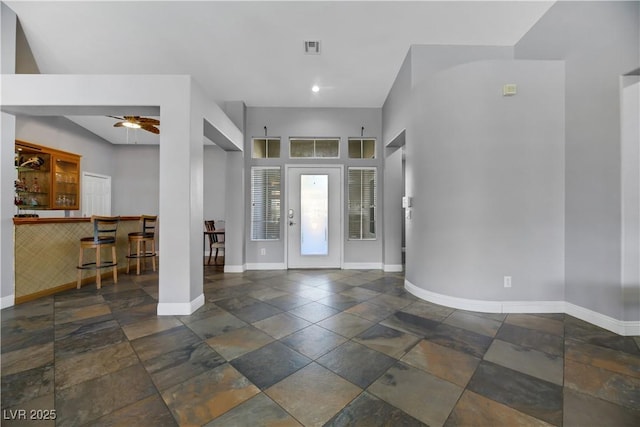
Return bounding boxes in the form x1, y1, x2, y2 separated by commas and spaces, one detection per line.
55, 341, 138, 390
317, 294, 361, 311
445, 390, 553, 427
90, 394, 177, 427
401, 340, 480, 388
55, 364, 156, 426
505, 314, 564, 337
205, 326, 274, 361
379, 311, 439, 337
443, 311, 502, 337
230, 341, 311, 389
205, 393, 302, 427
131, 325, 202, 362
344, 301, 397, 323
161, 363, 259, 426
121, 317, 183, 341
564, 358, 640, 410
325, 392, 426, 427
422, 323, 493, 359
143, 341, 226, 391
281, 325, 347, 359
563, 388, 640, 427
185, 311, 248, 340
467, 361, 563, 426
317, 313, 374, 338
287, 302, 340, 323
214, 296, 283, 323
317, 341, 397, 388
353, 323, 421, 359
265, 363, 361, 427
496, 323, 564, 357
564, 338, 640, 379
264, 294, 314, 311
252, 313, 311, 339
1, 363, 54, 409
368, 363, 463, 427
484, 339, 563, 385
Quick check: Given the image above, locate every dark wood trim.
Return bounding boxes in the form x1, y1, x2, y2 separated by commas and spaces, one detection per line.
14, 268, 130, 304
13, 216, 141, 225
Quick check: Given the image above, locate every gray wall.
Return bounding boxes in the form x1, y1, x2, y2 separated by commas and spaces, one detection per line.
404, 59, 565, 301
382, 45, 513, 146
14, 116, 228, 223
245, 107, 383, 267
515, 1, 640, 319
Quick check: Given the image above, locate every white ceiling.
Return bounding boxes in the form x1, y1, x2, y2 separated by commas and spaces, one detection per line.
6, 0, 555, 144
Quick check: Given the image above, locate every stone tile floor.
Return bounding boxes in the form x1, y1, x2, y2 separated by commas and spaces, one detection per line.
2, 265, 639, 426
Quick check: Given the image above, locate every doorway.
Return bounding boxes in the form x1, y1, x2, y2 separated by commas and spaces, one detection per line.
286, 166, 342, 268
81, 172, 111, 216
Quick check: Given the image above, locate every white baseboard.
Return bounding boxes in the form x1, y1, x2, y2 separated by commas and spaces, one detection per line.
383, 264, 404, 272
565, 302, 640, 336
405, 279, 640, 336
246, 263, 286, 270
224, 264, 247, 273
343, 262, 383, 270
1, 294, 15, 309
157, 293, 204, 315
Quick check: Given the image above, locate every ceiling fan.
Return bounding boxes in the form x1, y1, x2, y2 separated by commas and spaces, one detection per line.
108, 116, 160, 134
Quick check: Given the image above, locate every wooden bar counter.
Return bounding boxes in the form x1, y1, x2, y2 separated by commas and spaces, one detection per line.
13, 216, 143, 303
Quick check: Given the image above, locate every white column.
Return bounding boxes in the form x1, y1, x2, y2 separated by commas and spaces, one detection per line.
157, 83, 205, 315
0, 113, 16, 308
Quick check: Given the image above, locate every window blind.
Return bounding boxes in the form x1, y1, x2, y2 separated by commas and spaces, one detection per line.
348, 167, 376, 239
251, 167, 281, 240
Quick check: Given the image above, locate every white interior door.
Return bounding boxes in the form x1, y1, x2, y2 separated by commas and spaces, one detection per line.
81, 172, 111, 216
287, 166, 342, 268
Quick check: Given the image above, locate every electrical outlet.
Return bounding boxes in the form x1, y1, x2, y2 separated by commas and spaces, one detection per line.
260, 248, 266, 256
504, 276, 512, 288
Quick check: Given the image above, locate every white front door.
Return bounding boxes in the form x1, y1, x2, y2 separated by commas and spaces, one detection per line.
287, 166, 342, 268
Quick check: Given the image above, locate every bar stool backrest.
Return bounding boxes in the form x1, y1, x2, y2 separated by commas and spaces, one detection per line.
140, 215, 158, 237
91, 215, 120, 244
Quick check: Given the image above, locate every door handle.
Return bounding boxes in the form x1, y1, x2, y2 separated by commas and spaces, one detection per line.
289, 221, 296, 226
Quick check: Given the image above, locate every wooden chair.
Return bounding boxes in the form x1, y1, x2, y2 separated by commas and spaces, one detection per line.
77, 215, 120, 289
205, 220, 225, 265
126, 215, 158, 275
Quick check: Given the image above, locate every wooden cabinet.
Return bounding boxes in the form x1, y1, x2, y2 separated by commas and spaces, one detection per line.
15, 140, 81, 212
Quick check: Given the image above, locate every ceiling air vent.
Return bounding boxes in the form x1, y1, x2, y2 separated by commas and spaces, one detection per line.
304, 40, 321, 55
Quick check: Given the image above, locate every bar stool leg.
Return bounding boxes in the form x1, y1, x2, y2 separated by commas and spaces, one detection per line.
77, 247, 84, 289
126, 240, 132, 274
142, 241, 147, 272
136, 240, 142, 275
151, 241, 157, 271
112, 245, 118, 284
96, 247, 102, 289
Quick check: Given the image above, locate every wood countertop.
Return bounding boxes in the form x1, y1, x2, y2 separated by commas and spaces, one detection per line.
13, 216, 142, 225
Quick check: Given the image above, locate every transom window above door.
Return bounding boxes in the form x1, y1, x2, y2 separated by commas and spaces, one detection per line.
348, 138, 376, 159
252, 138, 281, 159
289, 138, 340, 159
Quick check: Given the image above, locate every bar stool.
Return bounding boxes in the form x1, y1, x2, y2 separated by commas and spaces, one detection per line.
77, 216, 120, 289
126, 215, 158, 275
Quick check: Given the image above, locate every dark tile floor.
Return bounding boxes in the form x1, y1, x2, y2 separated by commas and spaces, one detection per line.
2, 265, 640, 426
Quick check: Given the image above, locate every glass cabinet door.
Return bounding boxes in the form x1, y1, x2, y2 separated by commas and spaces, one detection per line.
52, 154, 80, 209
15, 147, 51, 210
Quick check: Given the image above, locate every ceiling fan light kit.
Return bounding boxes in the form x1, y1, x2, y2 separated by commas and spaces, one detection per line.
108, 115, 160, 135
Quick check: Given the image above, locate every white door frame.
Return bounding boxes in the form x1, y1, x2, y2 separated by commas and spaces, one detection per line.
285, 164, 343, 269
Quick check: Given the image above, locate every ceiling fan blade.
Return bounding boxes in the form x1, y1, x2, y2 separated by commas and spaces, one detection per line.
107, 115, 125, 121
136, 117, 160, 125
141, 125, 160, 134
